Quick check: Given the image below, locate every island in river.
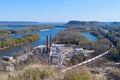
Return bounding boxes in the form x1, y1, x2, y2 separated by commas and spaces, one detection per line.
0, 25, 98, 56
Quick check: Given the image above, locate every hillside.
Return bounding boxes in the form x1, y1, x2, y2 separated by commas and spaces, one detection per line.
66, 20, 102, 26
66, 20, 120, 27
0, 64, 107, 80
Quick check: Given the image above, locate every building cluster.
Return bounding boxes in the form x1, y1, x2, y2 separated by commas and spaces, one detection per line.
34, 35, 63, 65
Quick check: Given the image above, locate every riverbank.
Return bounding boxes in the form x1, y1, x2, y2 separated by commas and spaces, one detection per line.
0, 27, 65, 56
0, 34, 40, 51
0, 25, 55, 38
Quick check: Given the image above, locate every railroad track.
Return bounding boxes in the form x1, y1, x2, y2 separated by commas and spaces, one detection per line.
62, 43, 113, 72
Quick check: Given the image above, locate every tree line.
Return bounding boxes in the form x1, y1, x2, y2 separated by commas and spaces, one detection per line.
52, 28, 89, 45
99, 26, 120, 62
0, 34, 40, 50
0, 25, 54, 37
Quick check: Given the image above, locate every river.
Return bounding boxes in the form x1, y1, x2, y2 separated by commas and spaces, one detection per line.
0, 27, 65, 56
82, 33, 98, 41
0, 27, 98, 56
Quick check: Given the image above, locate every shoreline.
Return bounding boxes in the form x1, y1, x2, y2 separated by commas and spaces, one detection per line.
0, 35, 40, 52
0, 27, 54, 38
0, 27, 65, 56
40, 29, 50, 31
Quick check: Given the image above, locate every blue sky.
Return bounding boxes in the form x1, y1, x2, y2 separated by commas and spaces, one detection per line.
0, 0, 120, 22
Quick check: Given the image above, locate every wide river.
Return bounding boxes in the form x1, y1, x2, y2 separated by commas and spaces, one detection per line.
0, 27, 65, 56
0, 27, 98, 56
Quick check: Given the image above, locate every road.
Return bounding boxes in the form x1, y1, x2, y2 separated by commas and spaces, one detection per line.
61, 43, 113, 72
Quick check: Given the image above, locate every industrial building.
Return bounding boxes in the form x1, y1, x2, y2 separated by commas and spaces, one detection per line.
34, 35, 63, 65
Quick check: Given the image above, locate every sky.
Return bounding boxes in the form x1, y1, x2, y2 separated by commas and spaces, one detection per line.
0, 0, 120, 22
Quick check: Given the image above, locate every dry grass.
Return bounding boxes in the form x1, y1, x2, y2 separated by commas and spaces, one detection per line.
64, 68, 90, 80
64, 67, 107, 80
90, 73, 107, 80
0, 72, 8, 80
0, 64, 108, 80
6, 64, 54, 80
111, 68, 120, 80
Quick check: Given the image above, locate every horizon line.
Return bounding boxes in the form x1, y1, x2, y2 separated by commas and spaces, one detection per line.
0, 20, 120, 23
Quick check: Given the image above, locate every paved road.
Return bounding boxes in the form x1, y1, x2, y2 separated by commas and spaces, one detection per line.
62, 43, 113, 72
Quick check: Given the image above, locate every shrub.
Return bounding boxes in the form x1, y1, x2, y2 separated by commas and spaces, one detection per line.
64, 68, 90, 80
6, 64, 53, 80
39, 70, 49, 79
70, 54, 86, 65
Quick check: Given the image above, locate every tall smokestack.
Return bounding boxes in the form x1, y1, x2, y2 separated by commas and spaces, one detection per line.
50, 34, 52, 47
46, 35, 48, 47
46, 35, 49, 53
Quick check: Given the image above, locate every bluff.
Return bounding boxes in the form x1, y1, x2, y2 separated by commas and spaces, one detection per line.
66, 20, 120, 27
66, 20, 102, 26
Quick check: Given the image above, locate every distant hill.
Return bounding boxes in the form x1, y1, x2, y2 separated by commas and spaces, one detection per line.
66, 20, 102, 26
0, 21, 39, 26
0, 21, 66, 26
111, 22, 120, 26
66, 20, 120, 27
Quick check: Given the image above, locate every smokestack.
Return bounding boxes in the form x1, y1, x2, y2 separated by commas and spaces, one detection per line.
46, 35, 48, 47
50, 34, 52, 47
46, 35, 48, 53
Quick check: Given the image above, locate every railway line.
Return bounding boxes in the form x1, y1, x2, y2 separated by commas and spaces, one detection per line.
62, 43, 113, 72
